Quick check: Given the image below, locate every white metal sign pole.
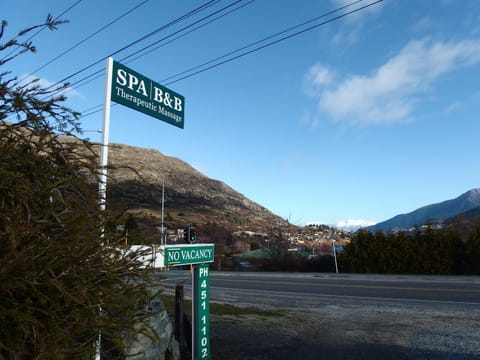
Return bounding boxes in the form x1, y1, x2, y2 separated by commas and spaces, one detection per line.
99, 57, 113, 212
96, 57, 113, 360
192, 269, 195, 360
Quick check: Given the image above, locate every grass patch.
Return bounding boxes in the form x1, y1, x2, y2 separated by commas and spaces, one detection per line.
160, 294, 281, 318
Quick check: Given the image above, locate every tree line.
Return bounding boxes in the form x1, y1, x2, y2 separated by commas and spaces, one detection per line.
338, 224, 480, 275
226, 224, 480, 275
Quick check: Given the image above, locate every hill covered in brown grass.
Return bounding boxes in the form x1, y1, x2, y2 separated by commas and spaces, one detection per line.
97, 141, 291, 240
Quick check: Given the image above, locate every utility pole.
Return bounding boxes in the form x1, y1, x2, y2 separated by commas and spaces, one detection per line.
332, 238, 339, 275
161, 180, 165, 245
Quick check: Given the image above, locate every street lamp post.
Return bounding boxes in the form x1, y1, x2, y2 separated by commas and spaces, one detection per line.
332, 239, 339, 275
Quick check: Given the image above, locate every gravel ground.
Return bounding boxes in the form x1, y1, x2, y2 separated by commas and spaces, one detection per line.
209, 300, 480, 359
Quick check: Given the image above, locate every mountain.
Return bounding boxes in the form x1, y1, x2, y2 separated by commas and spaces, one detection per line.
449, 205, 480, 222
3, 121, 291, 244
366, 189, 480, 232
95, 141, 290, 236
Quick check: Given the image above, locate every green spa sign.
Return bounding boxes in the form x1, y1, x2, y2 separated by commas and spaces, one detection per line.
110, 60, 185, 129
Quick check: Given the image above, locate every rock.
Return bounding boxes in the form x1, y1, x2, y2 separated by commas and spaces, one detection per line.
165, 338, 180, 360
124, 298, 180, 360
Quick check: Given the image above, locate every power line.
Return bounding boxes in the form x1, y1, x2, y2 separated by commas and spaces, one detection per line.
18, 0, 151, 84
76, 0, 382, 119
1, 0, 83, 61
104, 0, 222, 66
164, 0, 383, 85
62, 0, 253, 95
47, 0, 249, 102
73, 1, 255, 125
121, 0, 253, 65
44, 0, 222, 92
161, 0, 363, 84
3, 0, 224, 124
78, 104, 105, 119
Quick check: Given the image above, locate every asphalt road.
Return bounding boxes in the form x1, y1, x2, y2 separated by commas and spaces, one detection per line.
159, 271, 480, 359
159, 270, 480, 307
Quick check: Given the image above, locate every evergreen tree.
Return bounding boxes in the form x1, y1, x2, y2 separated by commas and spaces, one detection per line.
339, 226, 473, 275
0, 18, 157, 358
465, 221, 480, 274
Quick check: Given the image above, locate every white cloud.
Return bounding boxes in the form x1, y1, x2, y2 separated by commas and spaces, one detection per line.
410, 16, 436, 34
307, 38, 480, 126
445, 101, 464, 113
471, 91, 480, 100
328, 0, 386, 46
336, 219, 376, 230
298, 110, 320, 129
19, 74, 81, 98
331, 29, 359, 47
330, 0, 385, 19
305, 219, 376, 230
309, 63, 335, 86
192, 163, 209, 177
303, 63, 335, 97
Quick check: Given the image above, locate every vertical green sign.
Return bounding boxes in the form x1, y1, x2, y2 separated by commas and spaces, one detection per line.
193, 264, 210, 360
110, 60, 185, 129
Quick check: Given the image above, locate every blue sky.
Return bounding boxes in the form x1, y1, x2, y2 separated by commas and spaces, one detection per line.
2, 0, 480, 228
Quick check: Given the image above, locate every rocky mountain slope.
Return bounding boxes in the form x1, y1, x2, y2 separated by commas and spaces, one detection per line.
99, 141, 289, 236
367, 188, 480, 232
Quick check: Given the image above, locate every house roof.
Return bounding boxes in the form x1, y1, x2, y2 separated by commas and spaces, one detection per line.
233, 248, 272, 259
